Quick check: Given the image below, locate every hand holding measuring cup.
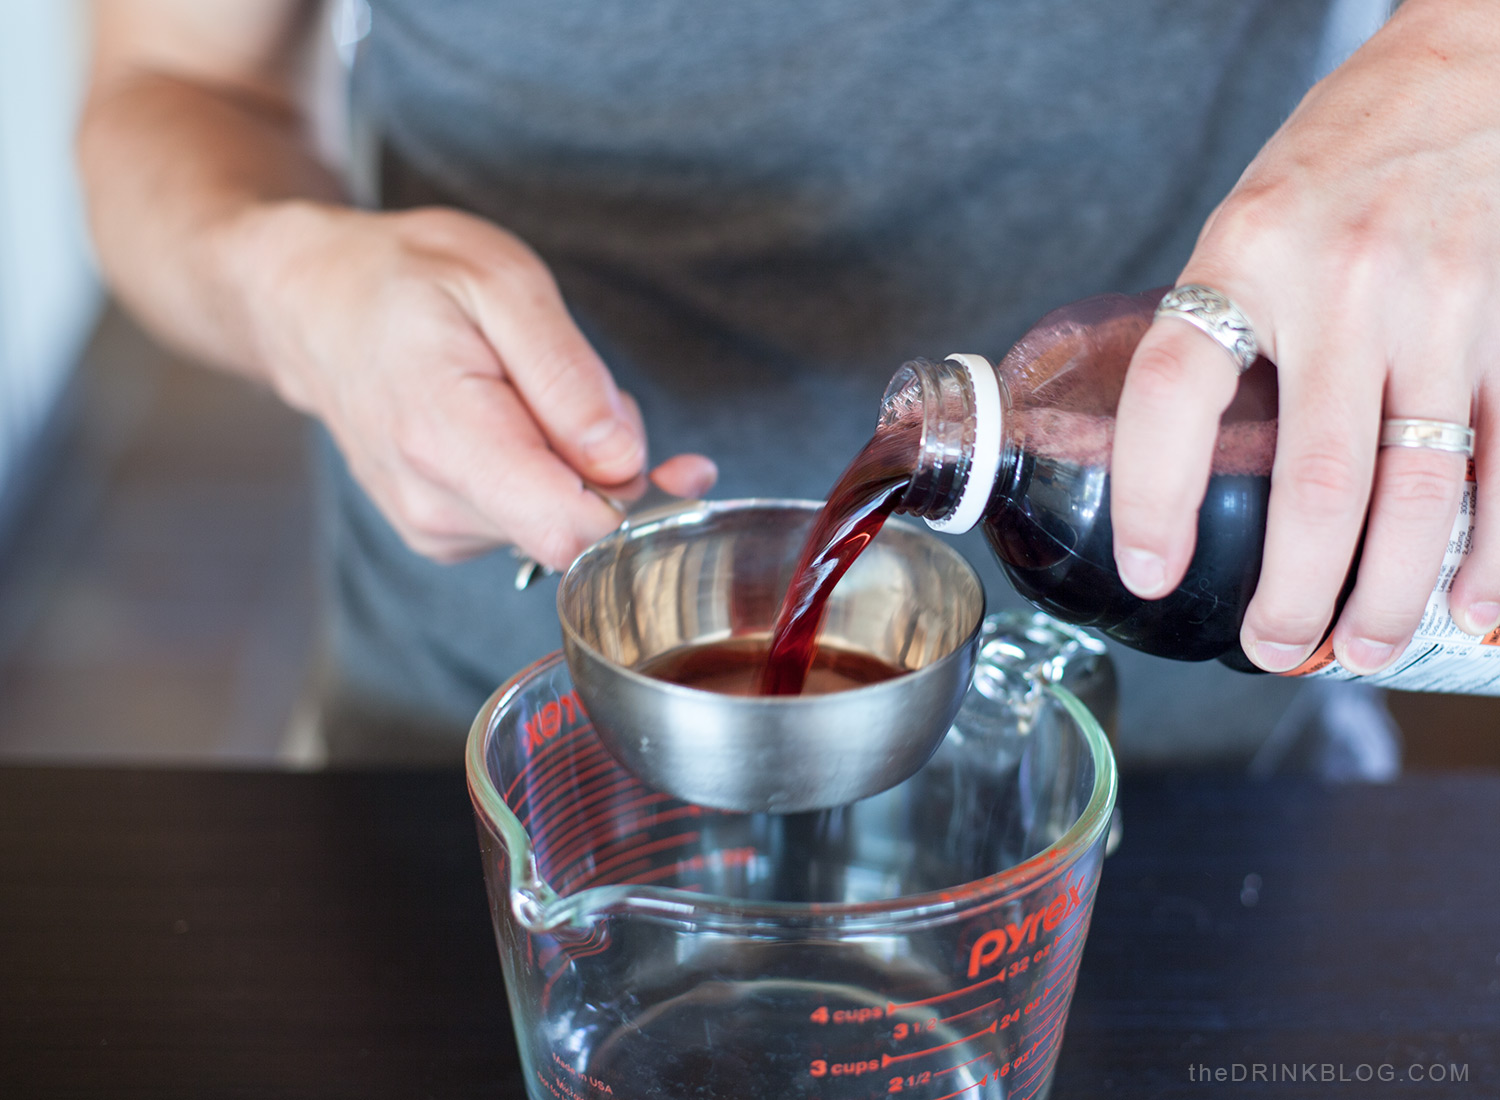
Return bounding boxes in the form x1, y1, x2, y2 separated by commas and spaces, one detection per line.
229, 203, 717, 570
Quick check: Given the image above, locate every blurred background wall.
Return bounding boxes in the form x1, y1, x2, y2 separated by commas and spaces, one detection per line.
0, 0, 100, 540
0, 1, 318, 766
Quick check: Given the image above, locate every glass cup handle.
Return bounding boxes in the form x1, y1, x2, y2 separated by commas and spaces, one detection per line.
966, 611, 1123, 856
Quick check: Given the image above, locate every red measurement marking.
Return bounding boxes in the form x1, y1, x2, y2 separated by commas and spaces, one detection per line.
931, 1073, 991, 1100
1005, 989, 1080, 1100
567, 804, 738, 882
554, 803, 702, 873
887, 969, 1008, 1013
503, 719, 594, 802
523, 742, 626, 827
550, 804, 706, 884
580, 859, 651, 889
539, 788, 676, 871
932, 1052, 995, 1079
540, 736, 631, 796
1014, 984, 1073, 1058
535, 772, 658, 864
940, 992, 1009, 1028
1009, 1025, 1065, 1099
534, 777, 645, 861
516, 741, 615, 828
1050, 929, 1086, 973
625, 845, 760, 886
575, 829, 700, 884
881, 1020, 997, 1067
928, 935, 1086, 1058
528, 745, 616, 805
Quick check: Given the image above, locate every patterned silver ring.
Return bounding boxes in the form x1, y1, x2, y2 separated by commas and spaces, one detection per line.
1154, 284, 1259, 375
1379, 418, 1475, 457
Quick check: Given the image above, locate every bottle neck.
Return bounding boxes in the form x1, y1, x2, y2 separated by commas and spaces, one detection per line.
881, 353, 1008, 533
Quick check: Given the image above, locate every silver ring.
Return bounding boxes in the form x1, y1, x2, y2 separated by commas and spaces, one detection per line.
1379, 418, 1475, 457
1154, 284, 1259, 375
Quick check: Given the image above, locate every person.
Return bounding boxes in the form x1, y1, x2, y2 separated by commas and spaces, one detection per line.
76, 0, 1496, 765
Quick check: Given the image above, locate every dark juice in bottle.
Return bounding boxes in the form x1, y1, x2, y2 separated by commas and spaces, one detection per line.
981, 402, 1275, 663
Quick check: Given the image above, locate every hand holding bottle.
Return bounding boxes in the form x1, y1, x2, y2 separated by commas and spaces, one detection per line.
1109, 0, 1500, 675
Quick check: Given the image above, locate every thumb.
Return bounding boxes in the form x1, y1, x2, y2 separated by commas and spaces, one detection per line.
464, 251, 645, 485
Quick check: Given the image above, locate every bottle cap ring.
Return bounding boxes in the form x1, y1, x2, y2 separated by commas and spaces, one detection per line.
1379, 418, 1475, 457
1154, 284, 1259, 375
927, 353, 1003, 534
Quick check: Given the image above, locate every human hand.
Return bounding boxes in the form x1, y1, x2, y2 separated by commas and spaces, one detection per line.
1108, 0, 1500, 674
228, 201, 717, 569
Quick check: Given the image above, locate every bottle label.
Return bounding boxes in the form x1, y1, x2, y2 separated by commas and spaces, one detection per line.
1287, 469, 1500, 694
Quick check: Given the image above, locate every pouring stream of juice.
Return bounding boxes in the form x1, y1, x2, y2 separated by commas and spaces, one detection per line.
757, 416, 925, 695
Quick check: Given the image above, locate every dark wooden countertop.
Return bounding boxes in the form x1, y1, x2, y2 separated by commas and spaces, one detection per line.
2, 767, 1496, 1098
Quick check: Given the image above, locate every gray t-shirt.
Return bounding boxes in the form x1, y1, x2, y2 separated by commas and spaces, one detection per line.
320, 0, 1337, 764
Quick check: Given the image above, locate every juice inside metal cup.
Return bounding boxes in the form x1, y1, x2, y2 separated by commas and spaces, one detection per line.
466, 615, 1117, 1100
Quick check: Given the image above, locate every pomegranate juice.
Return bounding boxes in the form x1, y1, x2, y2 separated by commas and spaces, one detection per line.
756, 418, 922, 695
983, 410, 1276, 665
641, 638, 905, 696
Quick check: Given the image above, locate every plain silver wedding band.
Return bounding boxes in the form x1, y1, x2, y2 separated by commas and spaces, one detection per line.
1153, 284, 1260, 375
1379, 418, 1475, 458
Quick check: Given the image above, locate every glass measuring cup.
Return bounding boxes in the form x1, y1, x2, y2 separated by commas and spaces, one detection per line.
466, 613, 1117, 1100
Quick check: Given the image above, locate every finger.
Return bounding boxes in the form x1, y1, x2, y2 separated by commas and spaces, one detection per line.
1111, 299, 1247, 598
1450, 379, 1500, 637
575, 390, 718, 502
1334, 441, 1467, 672
597, 391, 718, 500
455, 245, 646, 486
1326, 326, 1472, 671
1239, 327, 1382, 671
438, 375, 626, 569
650, 453, 719, 498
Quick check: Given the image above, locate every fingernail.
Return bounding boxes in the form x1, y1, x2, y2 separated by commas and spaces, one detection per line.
1249, 639, 1311, 673
1340, 637, 1396, 675
1117, 548, 1167, 597
580, 418, 642, 470
1459, 601, 1500, 637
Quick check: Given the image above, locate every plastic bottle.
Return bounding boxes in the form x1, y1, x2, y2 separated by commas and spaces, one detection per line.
883, 287, 1500, 694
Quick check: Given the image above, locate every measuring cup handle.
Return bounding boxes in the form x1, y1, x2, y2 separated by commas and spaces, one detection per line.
966, 610, 1118, 739
964, 610, 1122, 855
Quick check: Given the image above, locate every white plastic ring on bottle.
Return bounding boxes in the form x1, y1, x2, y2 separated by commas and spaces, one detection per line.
926, 353, 1003, 534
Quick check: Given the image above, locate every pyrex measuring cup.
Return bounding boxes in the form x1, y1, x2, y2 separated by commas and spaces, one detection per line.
466, 613, 1116, 1100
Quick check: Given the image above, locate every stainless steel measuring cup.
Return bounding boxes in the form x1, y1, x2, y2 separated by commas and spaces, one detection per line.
557, 499, 987, 813
466, 614, 1117, 1100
